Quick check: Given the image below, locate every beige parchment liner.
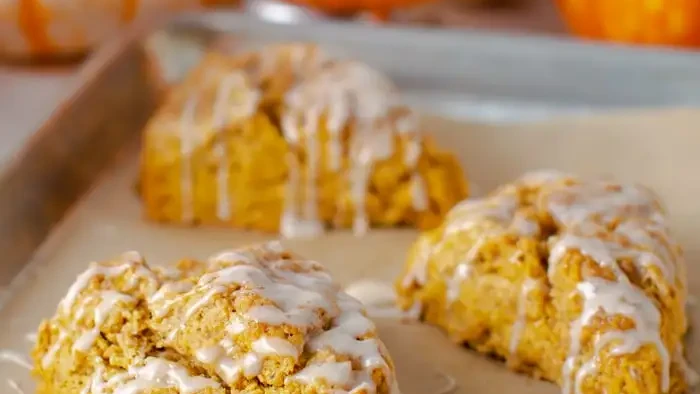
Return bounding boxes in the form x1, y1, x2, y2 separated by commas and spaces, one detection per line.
1, 109, 699, 393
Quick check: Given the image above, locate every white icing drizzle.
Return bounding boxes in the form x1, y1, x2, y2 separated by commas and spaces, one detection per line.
289, 361, 353, 386
511, 212, 539, 236
43, 242, 396, 394
150, 242, 396, 392
60, 251, 145, 314
342, 279, 418, 320
509, 278, 541, 356
43, 253, 156, 368
245, 305, 308, 327
303, 104, 322, 234
444, 195, 519, 237
213, 110, 231, 221
148, 281, 193, 306
303, 293, 389, 392
226, 315, 248, 334
281, 60, 423, 238
42, 292, 101, 368
401, 235, 435, 289
0, 350, 32, 369
194, 342, 262, 384
179, 96, 199, 223
154, 266, 182, 280
7, 379, 23, 394
181, 263, 334, 329
3, 339, 33, 394
209, 249, 258, 266
81, 365, 107, 394
614, 219, 678, 282
41, 330, 68, 368
170, 45, 427, 238
411, 174, 429, 212
432, 370, 457, 394
403, 136, 427, 212
73, 291, 134, 353
350, 147, 372, 236
25, 332, 37, 343
84, 357, 220, 394
402, 172, 687, 394
210, 71, 261, 222
280, 149, 324, 238
403, 197, 520, 291
518, 169, 571, 186
550, 234, 675, 288
546, 184, 675, 394
0, 350, 30, 394
446, 253, 476, 303
252, 336, 300, 357
402, 132, 421, 163
674, 344, 699, 387
546, 182, 659, 229
555, 274, 669, 394
406, 203, 501, 299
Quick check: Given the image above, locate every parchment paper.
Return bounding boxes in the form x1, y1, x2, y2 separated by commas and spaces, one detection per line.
1, 108, 699, 393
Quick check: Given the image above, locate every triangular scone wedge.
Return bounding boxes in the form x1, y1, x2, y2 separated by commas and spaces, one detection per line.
140, 43, 467, 236
396, 171, 691, 394
33, 242, 400, 394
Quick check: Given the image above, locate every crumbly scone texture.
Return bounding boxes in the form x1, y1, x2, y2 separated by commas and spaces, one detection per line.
396, 170, 692, 394
140, 43, 467, 235
32, 242, 398, 394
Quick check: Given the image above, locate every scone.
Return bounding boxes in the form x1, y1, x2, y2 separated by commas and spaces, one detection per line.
140, 43, 467, 237
396, 170, 693, 394
33, 241, 399, 393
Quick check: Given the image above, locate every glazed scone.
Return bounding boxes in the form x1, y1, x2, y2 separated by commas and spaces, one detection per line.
140, 42, 467, 237
396, 170, 693, 394
32, 242, 399, 394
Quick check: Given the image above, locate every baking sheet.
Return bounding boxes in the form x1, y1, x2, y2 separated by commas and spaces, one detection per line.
1, 109, 699, 393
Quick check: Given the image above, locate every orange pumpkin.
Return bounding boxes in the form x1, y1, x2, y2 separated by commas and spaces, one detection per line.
556, 0, 700, 48
0, 0, 237, 59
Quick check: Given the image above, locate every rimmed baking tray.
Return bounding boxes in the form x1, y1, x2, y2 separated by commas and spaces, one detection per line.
1, 11, 700, 393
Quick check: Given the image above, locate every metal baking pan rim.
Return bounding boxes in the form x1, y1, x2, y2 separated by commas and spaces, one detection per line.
0, 18, 160, 304
173, 10, 700, 65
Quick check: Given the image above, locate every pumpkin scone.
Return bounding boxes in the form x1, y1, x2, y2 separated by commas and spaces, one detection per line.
140, 43, 467, 237
32, 241, 400, 393
396, 170, 694, 394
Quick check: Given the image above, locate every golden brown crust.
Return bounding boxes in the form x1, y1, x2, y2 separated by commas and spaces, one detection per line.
33, 243, 398, 394
396, 171, 690, 394
139, 43, 468, 235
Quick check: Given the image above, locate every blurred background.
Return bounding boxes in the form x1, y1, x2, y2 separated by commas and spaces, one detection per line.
4, 0, 700, 60
2, 0, 700, 161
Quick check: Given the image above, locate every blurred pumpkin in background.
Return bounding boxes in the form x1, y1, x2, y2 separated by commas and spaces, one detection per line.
556, 0, 700, 48
0, 0, 236, 59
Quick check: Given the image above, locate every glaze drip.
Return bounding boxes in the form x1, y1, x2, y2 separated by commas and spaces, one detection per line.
173, 44, 427, 238
400, 171, 694, 393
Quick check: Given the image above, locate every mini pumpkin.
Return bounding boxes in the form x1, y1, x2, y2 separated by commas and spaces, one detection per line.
556, 0, 700, 48
0, 0, 238, 59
